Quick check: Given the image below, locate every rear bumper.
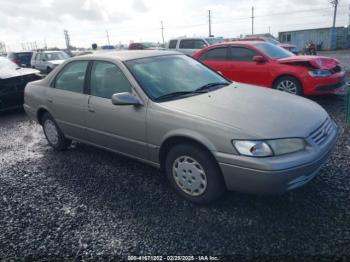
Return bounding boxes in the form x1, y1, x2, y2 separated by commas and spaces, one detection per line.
23, 104, 36, 121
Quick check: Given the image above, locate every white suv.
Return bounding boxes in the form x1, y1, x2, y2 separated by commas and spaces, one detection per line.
31, 51, 70, 73
167, 37, 224, 56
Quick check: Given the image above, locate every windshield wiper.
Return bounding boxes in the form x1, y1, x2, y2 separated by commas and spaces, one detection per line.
196, 82, 230, 92
154, 90, 207, 102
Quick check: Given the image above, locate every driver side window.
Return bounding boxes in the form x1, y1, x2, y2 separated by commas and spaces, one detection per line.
90, 61, 132, 99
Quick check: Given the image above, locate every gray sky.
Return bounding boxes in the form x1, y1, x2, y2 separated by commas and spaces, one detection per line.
1, 0, 349, 50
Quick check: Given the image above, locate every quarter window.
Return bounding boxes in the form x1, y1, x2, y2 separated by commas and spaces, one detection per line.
55, 61, 88, 93
230, 47, 259, 61
199, 47, 228, 61
90, 61, 132, 99
168, 40, 177, 49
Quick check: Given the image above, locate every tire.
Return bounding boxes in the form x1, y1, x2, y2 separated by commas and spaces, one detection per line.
165, 144, 226, 204
273, 76, 303, 95
41, 112, 71, 151
46, 67, 52, 74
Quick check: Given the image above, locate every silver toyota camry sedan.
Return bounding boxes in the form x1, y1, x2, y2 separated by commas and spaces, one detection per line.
24, 51, 338, 204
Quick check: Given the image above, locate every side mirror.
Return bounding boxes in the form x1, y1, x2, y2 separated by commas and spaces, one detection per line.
111, 92, 142, 106
253, 56, 267, 63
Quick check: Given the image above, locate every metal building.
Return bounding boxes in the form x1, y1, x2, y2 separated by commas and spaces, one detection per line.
278, 27, 350, 51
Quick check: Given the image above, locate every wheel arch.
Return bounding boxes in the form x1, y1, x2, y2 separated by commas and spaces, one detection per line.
36, 107, 51, 125
272, 74, 303, 90
159, 133, 218, 171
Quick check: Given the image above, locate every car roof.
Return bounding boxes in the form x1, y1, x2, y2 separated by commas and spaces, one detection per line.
75, 50, 181, 61
207, 41, 267, 48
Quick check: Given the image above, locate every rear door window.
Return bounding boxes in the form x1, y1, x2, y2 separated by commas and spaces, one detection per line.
230, 47, 259, 61
54, 61, 88, 93
199, 47, 229, 61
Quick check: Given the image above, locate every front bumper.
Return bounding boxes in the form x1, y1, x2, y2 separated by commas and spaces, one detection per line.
215, 120, 338, 195
304, 71, 346, 95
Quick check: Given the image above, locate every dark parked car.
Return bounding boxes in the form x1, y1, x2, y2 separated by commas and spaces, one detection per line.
129, 42, 164, 50
0, 57, 41, 111
7, 51, 33, 67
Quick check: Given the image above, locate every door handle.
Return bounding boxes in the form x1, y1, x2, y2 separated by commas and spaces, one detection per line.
88, 108, 95, 113
47, 99, 53, 103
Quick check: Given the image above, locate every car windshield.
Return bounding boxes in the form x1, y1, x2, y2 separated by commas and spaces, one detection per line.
255, 43, 294, 59
126, 55, 230, 101
263, 37, 280, 45
205, 37, 224, 45
0, 57, 19, 70
45, 52, 69, 61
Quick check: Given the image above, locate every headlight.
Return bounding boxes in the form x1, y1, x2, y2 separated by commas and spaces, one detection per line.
233, 141, 273, 157
233, 138, 306, 157
267, 138, 306, 155
308, 69, 331, 77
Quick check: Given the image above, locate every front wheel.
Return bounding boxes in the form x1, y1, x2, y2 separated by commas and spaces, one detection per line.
165, 144, 226, 204
42, 113, 71, 151
273, 76, 302, 95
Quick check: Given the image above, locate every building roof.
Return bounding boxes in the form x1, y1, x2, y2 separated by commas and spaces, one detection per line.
279, 26, 345, 34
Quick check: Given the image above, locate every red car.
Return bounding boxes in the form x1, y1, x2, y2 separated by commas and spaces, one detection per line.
193, 42, 346, 96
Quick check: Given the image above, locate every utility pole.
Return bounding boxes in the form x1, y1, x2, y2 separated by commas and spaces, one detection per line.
161, 21, 165, 47
208, 10, 212, 37
64, 30, 71, 50
330, 0, 339, 49
251, 6, 255, 35
331, 0, 339, 28
106, 30, 111, 46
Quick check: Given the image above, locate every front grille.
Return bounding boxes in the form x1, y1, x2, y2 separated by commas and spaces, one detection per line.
309, 118, 334, 146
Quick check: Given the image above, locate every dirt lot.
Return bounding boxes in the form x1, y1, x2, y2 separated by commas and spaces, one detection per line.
0, 95, 349, 260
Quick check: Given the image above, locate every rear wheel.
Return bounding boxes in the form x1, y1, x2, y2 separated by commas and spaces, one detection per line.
46, 67, 52, 74
42, 113, 71, 151
165, 144, 226, 204
273, 76, 302, 95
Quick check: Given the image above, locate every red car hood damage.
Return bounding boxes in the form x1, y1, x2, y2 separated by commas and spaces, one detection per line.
278, 56, 339, 69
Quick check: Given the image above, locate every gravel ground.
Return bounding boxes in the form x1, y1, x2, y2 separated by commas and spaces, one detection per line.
0, 95, 350, 260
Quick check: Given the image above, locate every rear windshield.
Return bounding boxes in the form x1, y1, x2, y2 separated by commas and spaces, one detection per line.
45, 52, 69, 61
255, 43, 294, 59
205, 37, 224, 45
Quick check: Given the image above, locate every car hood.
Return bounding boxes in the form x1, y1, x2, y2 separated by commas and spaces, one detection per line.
0, 67, 40, 79
49, 59, 65, 65
278, 56, 339, 69
161, 83, 328, 139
